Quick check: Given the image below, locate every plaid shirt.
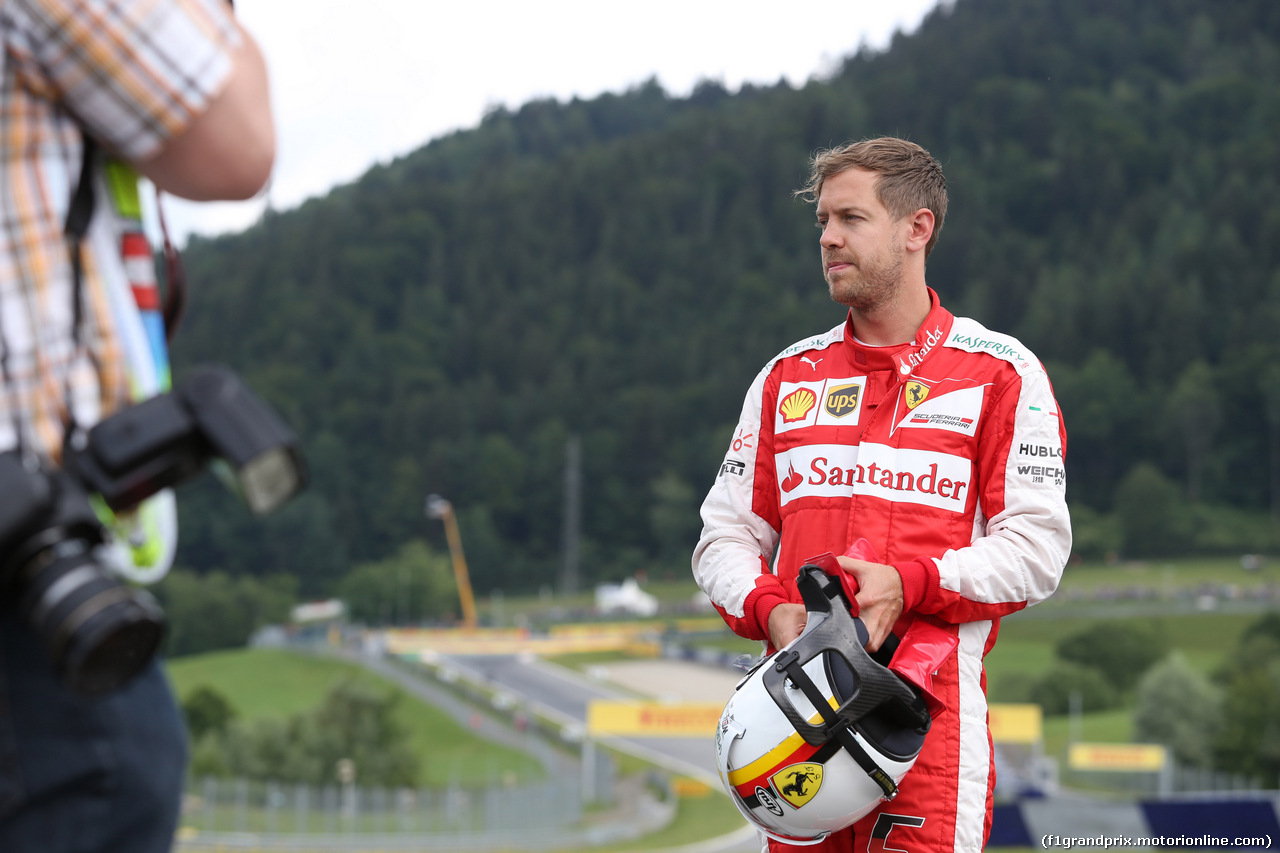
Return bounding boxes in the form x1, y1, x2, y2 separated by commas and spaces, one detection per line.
0, 0, 239, 458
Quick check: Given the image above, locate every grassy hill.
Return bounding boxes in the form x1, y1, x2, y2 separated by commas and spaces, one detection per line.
166, 647, 544, 787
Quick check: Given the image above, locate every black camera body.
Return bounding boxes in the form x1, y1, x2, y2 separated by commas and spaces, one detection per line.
0, 453, 164, 696
0, 365, 304, 696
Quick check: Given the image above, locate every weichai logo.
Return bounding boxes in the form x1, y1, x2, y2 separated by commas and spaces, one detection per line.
776, 444, 973, 512
824, 384, 861, 418
779, 388, 817, 423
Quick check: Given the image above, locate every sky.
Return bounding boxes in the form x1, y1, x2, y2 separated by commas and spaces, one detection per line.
156, 0, 943, 245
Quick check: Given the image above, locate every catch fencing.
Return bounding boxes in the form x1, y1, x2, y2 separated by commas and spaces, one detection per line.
1062, 762, 1278, 798
183, 775, 583, 839
175, 767, 676, 852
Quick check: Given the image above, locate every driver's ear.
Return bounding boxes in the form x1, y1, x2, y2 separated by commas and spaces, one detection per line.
905, 208, 934, 253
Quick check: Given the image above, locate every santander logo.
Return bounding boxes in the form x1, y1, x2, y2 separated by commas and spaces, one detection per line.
782, 463, 804, 492
775, 443, 973, 512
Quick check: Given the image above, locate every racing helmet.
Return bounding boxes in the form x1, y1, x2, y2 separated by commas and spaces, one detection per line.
714, 564, 932, 845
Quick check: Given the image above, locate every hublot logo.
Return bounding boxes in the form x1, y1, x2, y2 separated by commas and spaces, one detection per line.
1018, 444, 1062, 459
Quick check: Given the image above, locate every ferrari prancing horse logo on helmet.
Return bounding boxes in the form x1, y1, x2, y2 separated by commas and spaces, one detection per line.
770, 762, 824, 809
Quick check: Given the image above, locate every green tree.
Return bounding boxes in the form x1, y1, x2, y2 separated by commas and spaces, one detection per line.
1045, 349, 1143, 509
1261, 362, 1280, 520
200, 681, 420, 787
181, 685, 239, 742
1166, 360, 1221, 502
336, 540, 456, 625
1214, 658, 1280, 782
1132, 653, 1223, 768
1056, 621, 1167, 692
1241, 612, 1280, 646
304, 681, 419, 787
1065, 503, 1122, 561
1113, 464, 1191, 557
1208, 615, 1280, 780
649, 470, 702, 563
156, 570, 296, 657
1029, 661, 1117, 715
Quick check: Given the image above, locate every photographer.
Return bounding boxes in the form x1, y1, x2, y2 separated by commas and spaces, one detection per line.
0, 1, 273, 850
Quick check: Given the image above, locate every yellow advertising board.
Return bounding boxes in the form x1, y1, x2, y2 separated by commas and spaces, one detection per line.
384, 626, 650, 657
1068, 742, 1168, 772
988, 703, 1043, 744
587, 701, 722, 737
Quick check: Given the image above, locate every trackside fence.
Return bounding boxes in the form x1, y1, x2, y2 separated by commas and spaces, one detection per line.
182, 774, 583, 840
1062, 762, 1276, 798
177, 773, 676, 852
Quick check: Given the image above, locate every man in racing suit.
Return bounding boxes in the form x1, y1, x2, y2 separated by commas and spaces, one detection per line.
693, 137, 1070, 853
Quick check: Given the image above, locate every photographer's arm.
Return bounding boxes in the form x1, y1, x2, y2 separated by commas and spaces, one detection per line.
133, 20, 275, 201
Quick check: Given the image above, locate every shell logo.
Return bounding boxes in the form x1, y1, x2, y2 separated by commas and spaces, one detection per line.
779, 388, 817, 423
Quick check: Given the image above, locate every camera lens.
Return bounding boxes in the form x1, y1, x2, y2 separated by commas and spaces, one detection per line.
0, 458, 167, 696
16, 537, 165, 696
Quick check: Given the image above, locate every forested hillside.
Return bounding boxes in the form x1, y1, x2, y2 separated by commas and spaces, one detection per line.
170, 0, 1280, 597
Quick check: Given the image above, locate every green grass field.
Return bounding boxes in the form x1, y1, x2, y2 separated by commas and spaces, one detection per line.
1054, 556, 1279, 593
167, 648, 544, 787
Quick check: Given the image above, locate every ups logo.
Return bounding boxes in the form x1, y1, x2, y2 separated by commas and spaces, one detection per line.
825, 384, 861, 418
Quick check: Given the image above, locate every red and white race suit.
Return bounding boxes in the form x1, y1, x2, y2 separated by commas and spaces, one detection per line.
694, 289, 1071, 852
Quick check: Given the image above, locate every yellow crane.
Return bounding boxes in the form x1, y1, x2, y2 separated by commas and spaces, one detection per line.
425, 494, 478, 631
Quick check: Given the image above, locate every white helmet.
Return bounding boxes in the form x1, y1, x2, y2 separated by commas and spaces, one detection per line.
714, 564, 932, 845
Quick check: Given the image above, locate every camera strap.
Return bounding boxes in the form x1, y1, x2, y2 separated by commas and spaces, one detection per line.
65, 133, 182, 389
62, 132, 182, 581
61, 133, 101, 436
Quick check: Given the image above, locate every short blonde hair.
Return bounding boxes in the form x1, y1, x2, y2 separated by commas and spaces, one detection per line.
796, 137, 948, 257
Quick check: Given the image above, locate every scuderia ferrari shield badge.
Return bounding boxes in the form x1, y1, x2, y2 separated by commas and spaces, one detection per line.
770, 763, 824, 809
905, 380, 930, 410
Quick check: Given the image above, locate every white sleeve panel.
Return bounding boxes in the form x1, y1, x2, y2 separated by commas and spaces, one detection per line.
934, 369, 1071, 613
692, 365, 780, 620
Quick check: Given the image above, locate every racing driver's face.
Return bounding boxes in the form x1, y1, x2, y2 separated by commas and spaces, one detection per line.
815, 167, 908, 312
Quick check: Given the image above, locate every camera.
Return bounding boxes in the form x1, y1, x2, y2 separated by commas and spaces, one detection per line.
0, 365, 305, 696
